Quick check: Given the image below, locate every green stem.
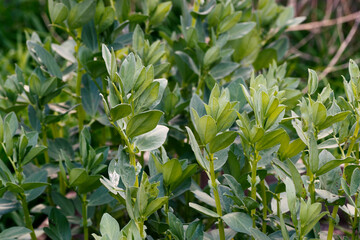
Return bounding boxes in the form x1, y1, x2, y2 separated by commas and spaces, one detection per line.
261, 179, 267, 233
276, 192, 280, 218
42, 125, 50, 164
81, 194, 88, 240
209, 153, 225, 240
164, 195, 171, 240
352, 194, 359, 240
191, 0, 200, 27
110, 122, 138, 186
195, 74, 204, 96
138, 220, 145, 239
59, 172, 66, 195
20, 194, 36, 240
75, 28, 85, 132
327, 205, 339, 240
251, 151, 259, 228
309, 171, 315, 204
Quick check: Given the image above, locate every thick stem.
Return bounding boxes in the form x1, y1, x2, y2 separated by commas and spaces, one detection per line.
138, 220, 145, 239
251, 151, 259, 228
59, 172, 66, 195
81, 194, 88, 240
191, 0, 200, 27
75, 29, 85, 131
195, 74, 204, 96
327, 205, 339, 240
20, 194, 37, 240
309, 172, 316, 204
261, 179, 267, 233
111, 122, 138, 186
352, 194, 359, 240
42, 125, 50, 164
164, 196, 171, 240
209, 153, 225, 240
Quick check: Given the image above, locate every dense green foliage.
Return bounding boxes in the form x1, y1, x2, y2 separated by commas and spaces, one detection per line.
0, 0, 359, 240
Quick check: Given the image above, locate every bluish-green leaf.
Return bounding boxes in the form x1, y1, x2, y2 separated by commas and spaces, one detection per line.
126, 110, 163, 138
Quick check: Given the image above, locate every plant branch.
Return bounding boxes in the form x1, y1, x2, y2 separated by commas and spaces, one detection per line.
209, 153, 225, 240
287, 11, 360, 32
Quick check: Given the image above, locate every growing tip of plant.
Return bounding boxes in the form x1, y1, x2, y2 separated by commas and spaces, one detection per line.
308, 68, 318, 95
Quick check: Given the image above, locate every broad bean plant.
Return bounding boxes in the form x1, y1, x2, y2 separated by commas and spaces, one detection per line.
1, 0, 359, 240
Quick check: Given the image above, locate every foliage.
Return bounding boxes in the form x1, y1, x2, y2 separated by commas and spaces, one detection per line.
0, 0, 359, 240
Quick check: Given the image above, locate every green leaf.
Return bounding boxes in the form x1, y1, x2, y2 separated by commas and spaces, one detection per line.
149, 2, 172, 26
6, 182, 24, 195
27, 41, 62, 79
223, 174, 244, 199
98, 7, 115, 33
133, 25, 144, 55
309, 133, 319, 173
209, 131, 237, 153
283, 138, 306, 159
44, 208, 71, 240
22, 146, 47, 165
189, 202, 219, 218
134, 125, 169, 152
175, 51, 199, 75
318, 111, 350, 130
81, 74, 101, 117
23, 170, 48, 201
51, 191, 75, 216
250, 228, 272, 240
5, 112, 18, 137
163, 159, 182, 186
120, 53, 137, 94
126, 110, 163, 138
48, 0, 68, 24
21, 182, 49, 191
99, 213, 120, 239
227, 22, 256, 40
69, 168, 88, 186
144, 196, 168, 218
350, 168, 360, 195
316, 157, 355, 176
0, 227, 31, 239
0, 199, 19, 215
253, 48, 277, 71
68, 168, 101, 194
349, 59, 360, 83
168, 212, 184, 240
134, 81, 160, 111
312, 102, 327, 126
110, 104, 132, 121
203, 46, 220, 68
315, 189, 345, 205
185, 127, 208, 171
18, 134, 28, 162
218, 11, 242, 33
67, 0, 96, 29
279, 211, 290, 240
102, 44, 117, 80
284, 177, 297, 225
256, 128, 286, 151
222, 212, 252, 234
195, 115, 217, 144
302, 211, 328, 236
186, 220, 203, 240
308, 69, 318, 95
286, 159, 305, 197
209, 61, 239, 79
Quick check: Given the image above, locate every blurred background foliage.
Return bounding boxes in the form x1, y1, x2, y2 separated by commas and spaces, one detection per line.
282, 0, 360, 92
